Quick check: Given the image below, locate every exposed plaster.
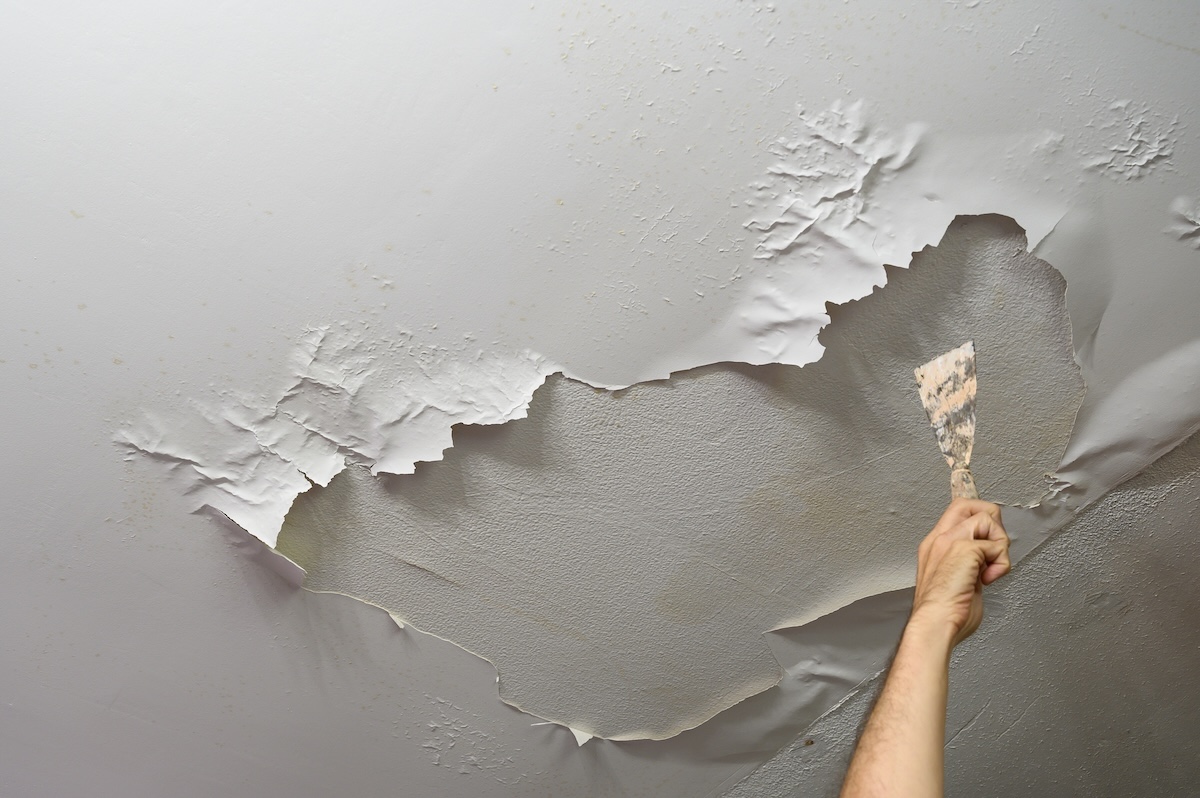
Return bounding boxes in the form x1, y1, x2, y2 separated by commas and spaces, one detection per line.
274, 215, 1083, 740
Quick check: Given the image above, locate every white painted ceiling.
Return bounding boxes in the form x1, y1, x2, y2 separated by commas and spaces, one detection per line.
3, 1, 1198, 796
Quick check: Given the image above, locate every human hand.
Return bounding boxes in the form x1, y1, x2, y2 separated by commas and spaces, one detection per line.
911, 498, 1011, 648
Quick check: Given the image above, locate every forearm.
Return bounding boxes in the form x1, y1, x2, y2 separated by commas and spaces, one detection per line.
840, 616, 955, 798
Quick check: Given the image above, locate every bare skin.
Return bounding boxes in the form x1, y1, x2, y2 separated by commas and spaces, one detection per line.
839, 498, 1011, 798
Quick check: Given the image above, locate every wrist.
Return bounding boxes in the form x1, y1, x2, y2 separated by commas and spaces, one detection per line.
903, 608, 958, 655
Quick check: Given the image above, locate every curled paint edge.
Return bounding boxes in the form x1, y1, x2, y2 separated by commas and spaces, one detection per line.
1053, 334, 1200, 505
311, 579, 732, 743
530, 722, 595, 747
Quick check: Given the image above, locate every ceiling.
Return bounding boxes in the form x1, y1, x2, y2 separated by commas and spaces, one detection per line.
3, 1, 1198, 796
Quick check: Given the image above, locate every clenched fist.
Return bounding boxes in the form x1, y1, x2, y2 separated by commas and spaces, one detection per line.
912, 498, 1011, 647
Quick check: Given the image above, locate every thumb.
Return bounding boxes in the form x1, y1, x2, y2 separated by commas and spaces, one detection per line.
977, 537, 1011, 585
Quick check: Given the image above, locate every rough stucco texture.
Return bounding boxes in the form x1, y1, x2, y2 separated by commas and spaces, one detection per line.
276, 215, 1085, 740
725, 426, 1200, 798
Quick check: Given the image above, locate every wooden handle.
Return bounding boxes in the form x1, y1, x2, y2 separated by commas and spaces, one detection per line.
951, 468, 979, 500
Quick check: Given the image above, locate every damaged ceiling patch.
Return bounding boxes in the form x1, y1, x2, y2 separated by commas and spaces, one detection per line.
117, 99, 1084, 545
275, 215, 1084, 741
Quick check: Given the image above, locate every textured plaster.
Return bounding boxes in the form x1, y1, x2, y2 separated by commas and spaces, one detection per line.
276, 215, 1083, 739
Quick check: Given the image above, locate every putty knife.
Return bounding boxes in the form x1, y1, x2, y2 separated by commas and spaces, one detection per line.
914, 341, 979, 500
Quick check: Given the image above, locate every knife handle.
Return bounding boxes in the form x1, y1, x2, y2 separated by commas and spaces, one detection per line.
950, 467, 979, 500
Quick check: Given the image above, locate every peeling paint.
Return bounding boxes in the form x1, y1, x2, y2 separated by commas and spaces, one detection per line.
118, 324, 556, 546
737, 101, 922, 363
705, 101, 1072, 372
116, 94, 1084, 546
104, 49, 1194, 791
1083, 99, 1180, 182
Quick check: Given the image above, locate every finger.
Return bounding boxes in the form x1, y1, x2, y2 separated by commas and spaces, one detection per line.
967, 512, 1009, 544
981, 562, 1010, 585
938, 511, 1009, 550
932, 498, 1002, 536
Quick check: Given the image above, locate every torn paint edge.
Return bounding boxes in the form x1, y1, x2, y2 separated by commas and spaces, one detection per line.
116, 327, 561, 548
